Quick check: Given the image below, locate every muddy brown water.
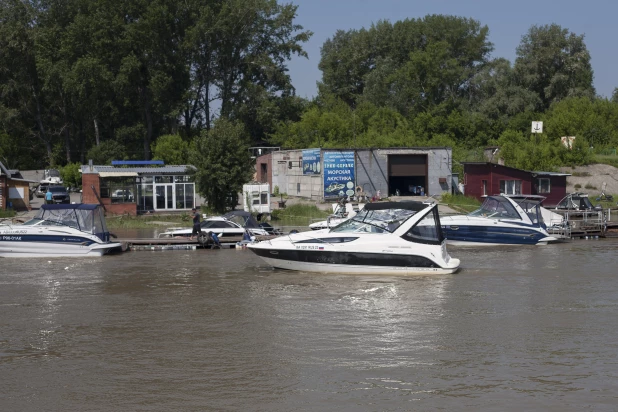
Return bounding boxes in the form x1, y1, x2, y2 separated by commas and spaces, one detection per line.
2, 238, 618, 411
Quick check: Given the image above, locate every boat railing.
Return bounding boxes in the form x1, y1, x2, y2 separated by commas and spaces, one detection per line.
551, 209, 606, 237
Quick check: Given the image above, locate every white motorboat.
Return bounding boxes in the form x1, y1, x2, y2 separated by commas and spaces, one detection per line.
441, 195, 558, 246
158, 210, 270, 239
248, 201, 460, 275
0, 204, 122, 257
309, 202, 364, 230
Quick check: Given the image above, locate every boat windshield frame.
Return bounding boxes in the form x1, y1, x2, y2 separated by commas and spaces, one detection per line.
329, 207, 418, 234
511, 198, 545, 226
469, 196, 521, 220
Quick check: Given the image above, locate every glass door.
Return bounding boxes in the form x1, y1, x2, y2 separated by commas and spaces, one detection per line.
155, 184, 175, 210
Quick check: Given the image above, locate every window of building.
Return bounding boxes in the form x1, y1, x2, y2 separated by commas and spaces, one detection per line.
100, 177, 136, 204
538, 178, 551, 193
482, 180, 487, 196
499, 180, 522, 195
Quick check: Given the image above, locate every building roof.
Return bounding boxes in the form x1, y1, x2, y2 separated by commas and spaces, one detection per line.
462, 162, 571, 177
81, 165, 196, 175
0, 161, 38, 183
0, 160, 9, 176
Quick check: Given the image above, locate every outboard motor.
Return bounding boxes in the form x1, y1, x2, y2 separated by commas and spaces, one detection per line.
198, 231, 221, 249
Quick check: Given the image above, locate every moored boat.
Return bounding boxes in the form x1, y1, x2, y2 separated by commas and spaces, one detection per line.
0, 204, 121, 257
248, 201, 460, 275
441, 195, 558, 246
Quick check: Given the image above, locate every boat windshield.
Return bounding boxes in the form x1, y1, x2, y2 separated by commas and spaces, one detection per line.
330, 208, 416, 234
469, 197, 521, 220
30, 207, 96, 233
512, 199, 545, 226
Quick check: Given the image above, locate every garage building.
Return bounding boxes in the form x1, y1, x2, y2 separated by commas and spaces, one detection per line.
255, 147, 453, 201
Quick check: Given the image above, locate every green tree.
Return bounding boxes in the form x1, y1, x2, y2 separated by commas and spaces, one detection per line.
545, 97, 618, 150
59, 162, 82, 189
514, 24, 595, 111
190, 119, 253, 213
151, 134, 189, 165
86, 140, 127, 165
319, 15, 492, 113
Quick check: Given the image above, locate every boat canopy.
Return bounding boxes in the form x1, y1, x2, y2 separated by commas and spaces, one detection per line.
28, 204, 110, 240
469, 196, 521, 220
222, 210, 262, 229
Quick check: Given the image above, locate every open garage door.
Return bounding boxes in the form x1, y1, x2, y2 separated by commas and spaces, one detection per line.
388, 154, 427, 196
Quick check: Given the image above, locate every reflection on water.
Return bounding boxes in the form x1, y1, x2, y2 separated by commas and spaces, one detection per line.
2, 239, 618, 410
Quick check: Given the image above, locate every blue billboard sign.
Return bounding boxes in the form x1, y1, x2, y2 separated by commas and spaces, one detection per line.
302, 149, 321, 175
323, 151, 355, 198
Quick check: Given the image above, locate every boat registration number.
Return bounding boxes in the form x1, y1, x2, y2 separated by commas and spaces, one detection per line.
1, 235, 22, 241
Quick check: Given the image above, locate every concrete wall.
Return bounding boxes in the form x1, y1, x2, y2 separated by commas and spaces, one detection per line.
271, 150, 322, 200
356, 148, 453, 197
266, 147, 453, 201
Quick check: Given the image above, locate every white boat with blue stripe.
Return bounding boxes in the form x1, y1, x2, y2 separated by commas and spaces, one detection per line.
441, 195, 558, 246
0, 204, 121, 257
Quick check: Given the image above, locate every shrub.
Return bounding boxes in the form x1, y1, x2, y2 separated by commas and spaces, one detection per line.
584, 183, 597, 190
574, 184, 582, 189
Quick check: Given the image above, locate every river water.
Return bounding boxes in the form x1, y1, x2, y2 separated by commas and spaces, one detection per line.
2, 238, 618, 411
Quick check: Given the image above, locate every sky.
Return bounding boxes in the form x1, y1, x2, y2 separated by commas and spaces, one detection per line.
286, 0, 618, 100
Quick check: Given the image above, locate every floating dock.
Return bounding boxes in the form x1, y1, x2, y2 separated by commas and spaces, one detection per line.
117, 234, 279, 251
550, 209, 608, 239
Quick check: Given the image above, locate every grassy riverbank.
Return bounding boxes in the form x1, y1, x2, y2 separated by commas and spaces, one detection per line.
0, 209, 17, 219
106, 213, 191, 230
105, 204, 331, 230
439, 193, 481, 213
271, 204, 330, 227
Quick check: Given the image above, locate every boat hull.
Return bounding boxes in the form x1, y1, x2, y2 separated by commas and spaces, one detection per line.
442, 225, 555, 246
249, 246, 459, 275
0, 240, 122, 258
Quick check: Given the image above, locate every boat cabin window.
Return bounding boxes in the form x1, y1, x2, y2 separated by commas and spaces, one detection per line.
294, 237, 359, 244
401, 207, 443, 245
512, 199, 544, 225
469, 197, 521, 220
330, 208, 416, 234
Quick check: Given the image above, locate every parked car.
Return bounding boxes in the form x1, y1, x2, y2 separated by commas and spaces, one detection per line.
111, 189, 134, 202
35, 183, 49, 198
47, 185, 71, 204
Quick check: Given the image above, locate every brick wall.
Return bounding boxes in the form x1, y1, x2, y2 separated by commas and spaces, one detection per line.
0, 175, 5, 210
81, 174, 101, 204
105, 202, 137, 216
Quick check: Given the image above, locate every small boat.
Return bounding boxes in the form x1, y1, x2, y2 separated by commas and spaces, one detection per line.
248, 201, 460, 275
555, 192, 603, 211
158, 210, 271, 239
309, 201, 364, 230
0, 204, 121, 257
440, 195, 558, 246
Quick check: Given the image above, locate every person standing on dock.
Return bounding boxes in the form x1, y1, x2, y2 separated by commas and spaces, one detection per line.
190, 207, 201, 240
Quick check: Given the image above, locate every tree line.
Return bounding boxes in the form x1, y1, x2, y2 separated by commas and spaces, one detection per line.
0, 0, 311, 169
271, 15, 618, 173
3, 5, 618, 209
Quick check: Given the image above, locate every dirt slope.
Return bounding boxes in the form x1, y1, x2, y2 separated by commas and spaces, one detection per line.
559, 164, 618, 196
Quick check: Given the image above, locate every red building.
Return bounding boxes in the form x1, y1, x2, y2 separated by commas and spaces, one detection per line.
463, 162, 570, 207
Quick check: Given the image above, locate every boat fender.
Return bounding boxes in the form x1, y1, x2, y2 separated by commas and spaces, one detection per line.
289, 229, 299, 234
